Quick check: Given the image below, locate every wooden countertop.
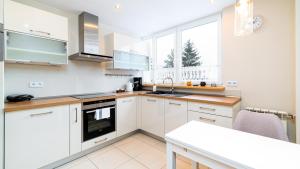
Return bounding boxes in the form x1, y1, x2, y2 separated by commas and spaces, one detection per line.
5, 91, 240, 112
143, 84, 225, 91
5, 97, 81, 112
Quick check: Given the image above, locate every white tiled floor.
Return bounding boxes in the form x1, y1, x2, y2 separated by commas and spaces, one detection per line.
56, 133, 208, 169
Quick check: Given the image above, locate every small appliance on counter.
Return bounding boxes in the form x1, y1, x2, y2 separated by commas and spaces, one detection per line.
133, 77, 143, 91
126, 81, 133, 92
7, 94, 34, 102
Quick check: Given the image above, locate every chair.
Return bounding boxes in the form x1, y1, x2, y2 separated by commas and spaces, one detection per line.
233, 110, 289, 141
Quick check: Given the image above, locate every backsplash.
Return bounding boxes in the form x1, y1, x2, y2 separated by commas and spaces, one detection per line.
4, 62, 140, 98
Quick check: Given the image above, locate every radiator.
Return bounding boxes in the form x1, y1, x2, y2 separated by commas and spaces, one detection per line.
245, 107, 295, 133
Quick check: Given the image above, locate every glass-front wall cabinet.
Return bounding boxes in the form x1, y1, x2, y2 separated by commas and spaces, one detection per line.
5, 31, 68, 65
113, 50, 149, 71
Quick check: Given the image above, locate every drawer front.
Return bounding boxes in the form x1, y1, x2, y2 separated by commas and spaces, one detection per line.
188, 111, 232, 128
188, 102, 233, 118
81, 132, 116, 151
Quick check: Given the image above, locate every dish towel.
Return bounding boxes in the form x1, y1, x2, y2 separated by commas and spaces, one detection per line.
101, 108, 111, 119
233, 110, 289, 141
94, 109, 102, 120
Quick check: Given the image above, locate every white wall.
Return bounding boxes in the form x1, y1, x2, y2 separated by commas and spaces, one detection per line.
4, 0, 140, 98
222, 0, 295, 115
296, 0, 300, 144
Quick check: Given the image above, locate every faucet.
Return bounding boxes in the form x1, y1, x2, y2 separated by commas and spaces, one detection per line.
163, 77, 174, 94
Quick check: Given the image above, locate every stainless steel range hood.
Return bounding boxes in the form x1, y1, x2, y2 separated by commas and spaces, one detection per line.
69, 12, 113, 62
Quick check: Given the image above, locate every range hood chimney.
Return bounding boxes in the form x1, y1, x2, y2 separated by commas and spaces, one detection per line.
69, 12, 113, 62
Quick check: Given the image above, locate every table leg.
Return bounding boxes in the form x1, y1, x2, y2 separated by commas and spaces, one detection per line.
167, 143, 176, 169
192, 161, 198, 169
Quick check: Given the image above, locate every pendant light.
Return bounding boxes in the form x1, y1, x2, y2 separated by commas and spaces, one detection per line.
234, 0, 254, 36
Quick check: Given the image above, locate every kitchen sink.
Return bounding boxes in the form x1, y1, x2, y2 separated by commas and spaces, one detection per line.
146, 91, 189, 98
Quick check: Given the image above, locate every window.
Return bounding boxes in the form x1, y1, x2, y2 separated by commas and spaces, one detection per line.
180, 21, 220, 82
147, 15, 221, 84
154, 32, 176, 82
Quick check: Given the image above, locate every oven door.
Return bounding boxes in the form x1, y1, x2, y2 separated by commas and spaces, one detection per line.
83, 106, 115, 142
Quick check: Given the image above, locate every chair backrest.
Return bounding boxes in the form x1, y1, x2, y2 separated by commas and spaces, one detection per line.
233, 110, 289, 141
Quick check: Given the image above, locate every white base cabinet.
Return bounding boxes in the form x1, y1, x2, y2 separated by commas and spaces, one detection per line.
116, 97, 137, 136
69, 104, 82, 155
187, 102, 241, 129
164, 99, 188, 133
5, 105, 70, 169
141, 97, 165, 137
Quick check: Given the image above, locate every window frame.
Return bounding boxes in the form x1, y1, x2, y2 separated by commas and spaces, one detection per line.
151, 14, 222, 84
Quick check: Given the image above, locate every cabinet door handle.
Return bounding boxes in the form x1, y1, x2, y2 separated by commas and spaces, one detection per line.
169, 102, 181, 106
94, 138, 108, 144
29, 29, 51, 36
75, 108, 78, 123
198, 117, 216, 123
147, 99, 156, 102
30, 111, 53, 117
199, 107, 216, 112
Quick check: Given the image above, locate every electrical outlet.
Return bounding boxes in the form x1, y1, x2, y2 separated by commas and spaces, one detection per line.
226, 80, 238, 87
29, 81, 44, 88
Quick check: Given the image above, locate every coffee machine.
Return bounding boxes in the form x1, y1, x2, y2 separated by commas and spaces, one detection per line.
133, 77, 143, 91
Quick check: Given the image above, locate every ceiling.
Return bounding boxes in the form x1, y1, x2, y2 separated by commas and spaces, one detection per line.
36, 0, 235, 37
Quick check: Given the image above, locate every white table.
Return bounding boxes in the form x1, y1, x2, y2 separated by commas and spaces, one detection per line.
165, 121, 300, 169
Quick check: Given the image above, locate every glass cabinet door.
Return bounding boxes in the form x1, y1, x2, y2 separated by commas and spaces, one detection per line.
5, 31, 68, 65
113, 50, 149, 71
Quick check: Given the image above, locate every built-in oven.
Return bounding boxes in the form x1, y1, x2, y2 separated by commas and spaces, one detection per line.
82, 99, 116, 142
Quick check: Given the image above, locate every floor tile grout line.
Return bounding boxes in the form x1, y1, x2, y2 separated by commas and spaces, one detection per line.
115, 145, 139, 158
132, 158, 151, 169
112, 156, 133, 169
86, 155, 100, 169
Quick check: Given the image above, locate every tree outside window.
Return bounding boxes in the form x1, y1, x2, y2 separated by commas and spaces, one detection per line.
182, 40, 202, 67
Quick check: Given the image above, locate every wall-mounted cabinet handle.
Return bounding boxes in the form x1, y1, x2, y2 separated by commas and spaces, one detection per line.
198, 117, 216, 123
199, 107, 216, 112
147, 99, 156, 102
30, 111, 53, 117
169, 102, 181, 106
94, 138, 108, 144
75, 108, 78, 123
29, 29, 51, 36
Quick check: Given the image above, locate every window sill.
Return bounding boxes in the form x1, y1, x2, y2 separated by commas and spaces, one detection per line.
143, 83, 225, 92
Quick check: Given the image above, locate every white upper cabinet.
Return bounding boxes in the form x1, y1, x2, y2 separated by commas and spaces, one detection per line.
105, 33, 150, 56
164, 99, 188, 133
69, 104, 82, 156
116, 97, 137, 136
105, 33, 150, 71
5, 105, 70, 169
4, 0, 68, 41
141, 96, 165, 137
